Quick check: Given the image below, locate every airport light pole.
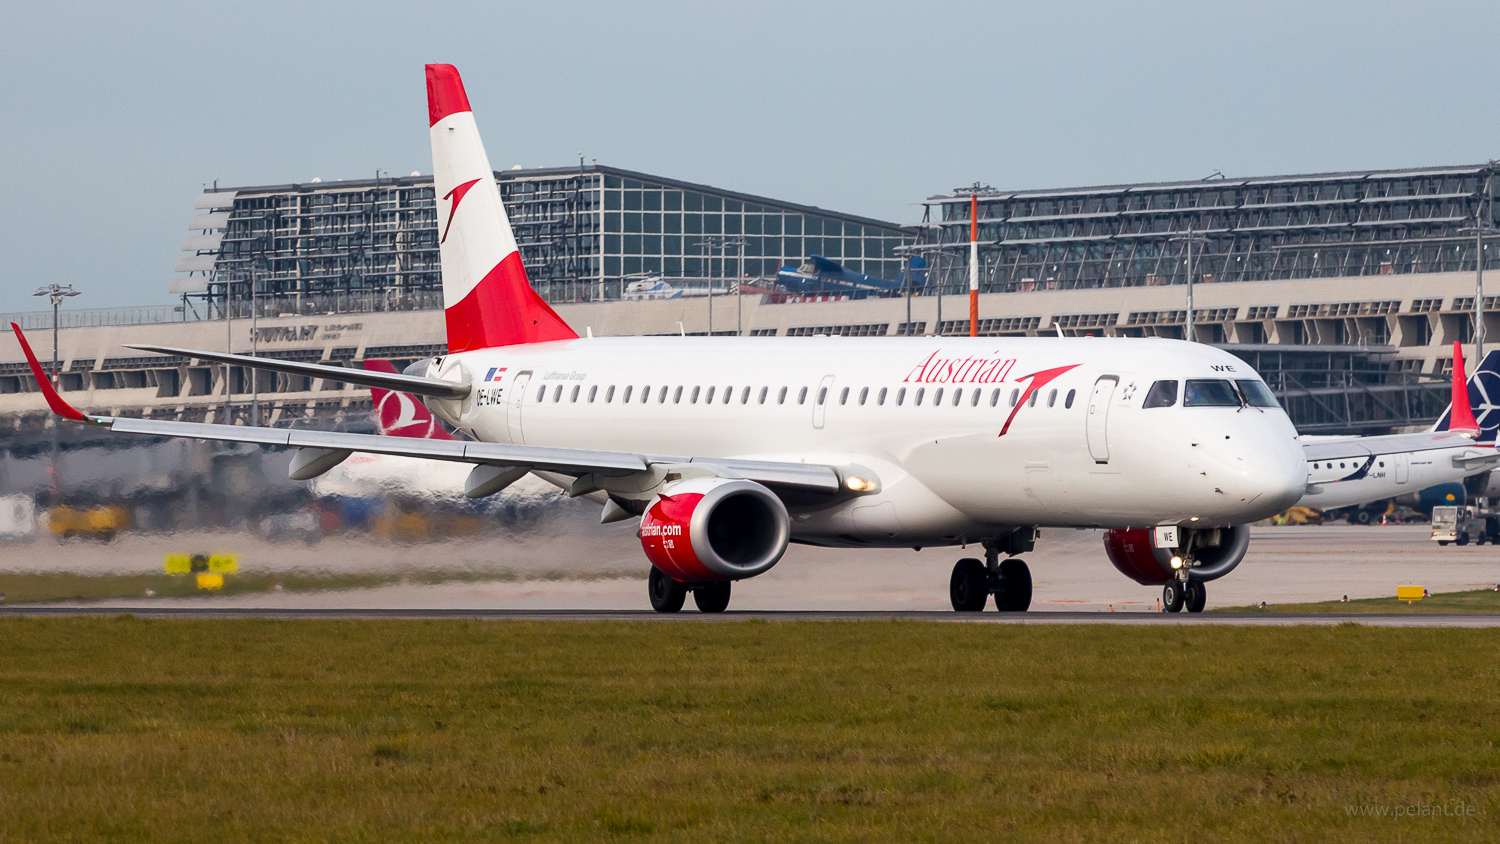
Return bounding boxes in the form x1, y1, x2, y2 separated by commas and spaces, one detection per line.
1169, 229, 1210, 342
33, 282, 80, 504
1461, 166, 1497, 365
33, 283, 81, 389
698, 236, 745, 336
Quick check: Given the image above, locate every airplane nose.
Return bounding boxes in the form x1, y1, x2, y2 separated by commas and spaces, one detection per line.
1233, 440, 1307, 517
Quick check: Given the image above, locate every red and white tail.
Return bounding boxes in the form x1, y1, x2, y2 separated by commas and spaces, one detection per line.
364, 360, 455, 440
426, 64, 576, 352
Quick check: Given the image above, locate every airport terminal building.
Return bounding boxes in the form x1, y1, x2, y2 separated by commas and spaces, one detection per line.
2, 161, 1498, 450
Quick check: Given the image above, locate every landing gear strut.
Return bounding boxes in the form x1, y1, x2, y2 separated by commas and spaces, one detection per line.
948, 534, 1035, 612
648, 567, 733, 613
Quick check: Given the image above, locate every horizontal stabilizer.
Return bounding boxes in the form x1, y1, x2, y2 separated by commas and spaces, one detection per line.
123, 344, 470, 399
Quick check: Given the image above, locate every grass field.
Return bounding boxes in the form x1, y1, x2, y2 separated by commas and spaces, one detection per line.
1217, 587, 1500, 614
0, 619, 1497, 841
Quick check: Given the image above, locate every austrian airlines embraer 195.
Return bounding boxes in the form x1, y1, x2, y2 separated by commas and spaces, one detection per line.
16, 64, 1476, 614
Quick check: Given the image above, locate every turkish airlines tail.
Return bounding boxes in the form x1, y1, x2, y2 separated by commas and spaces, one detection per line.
426, 63, 576, 352
364, 360, 455, 440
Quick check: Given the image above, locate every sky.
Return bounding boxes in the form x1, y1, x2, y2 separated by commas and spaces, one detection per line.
2, 0, 1497, 311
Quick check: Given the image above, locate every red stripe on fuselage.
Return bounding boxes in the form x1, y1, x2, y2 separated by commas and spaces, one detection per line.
445, 251, 578, 352
998, 363, 1082, 436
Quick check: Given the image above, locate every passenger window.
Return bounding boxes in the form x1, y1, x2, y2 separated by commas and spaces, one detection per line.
971, 389, 981, 407
701, 386, 711, 403
758, 387, 768, 404
859, 387, 868, 405
1047, 389, 1056, 407
536, 386, 545, 402
724, 387, 733, 404
658, 386, 668, 403
741, 386, 750, 404
839, 387, 849, 405
933, 387, 943, 406
553, 385, 563, 402
1028, 390, 1038, 407
587, 385, 596, 403
817, 387, 828, 405
878, 387, 888, 405
674, 386, 684, 404
571, 385, 580, 403
1009, 388, 1019, 407
915, 388, 926, 405
799, 387, 809, 405
778, 387, 787, 404
896, 387, 906, 406
1235, 379, 1280, 408
622, 385, 632, 403
1184, 379, 1240, 407
605, 385, 614, 403
990, 388, 1000, 407
1143, 380, 1178, 408
954, 389, 964, 407
1065, 389, 1075, 409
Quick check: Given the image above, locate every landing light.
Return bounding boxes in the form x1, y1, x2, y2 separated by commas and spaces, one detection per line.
1170, 556, 1184, 569
845, 476, 878, 493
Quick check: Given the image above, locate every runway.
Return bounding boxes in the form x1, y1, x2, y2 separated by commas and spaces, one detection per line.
3, 606, 1498, 626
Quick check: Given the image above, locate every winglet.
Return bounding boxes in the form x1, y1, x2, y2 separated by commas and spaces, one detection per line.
10, 323, 90, 422
1450, 340, 1480, 433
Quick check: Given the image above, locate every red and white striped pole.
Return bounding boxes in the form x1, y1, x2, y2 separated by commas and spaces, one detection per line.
968, 194, 979, 337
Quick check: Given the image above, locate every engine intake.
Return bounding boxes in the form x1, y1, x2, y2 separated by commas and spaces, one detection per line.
639, 478, 790, 581
1103, 524, 1250, 584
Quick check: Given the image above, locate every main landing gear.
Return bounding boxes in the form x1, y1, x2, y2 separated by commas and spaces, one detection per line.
949, 537, 1033, 612
1162, 578, 1207, 613
648, 566, 732, 613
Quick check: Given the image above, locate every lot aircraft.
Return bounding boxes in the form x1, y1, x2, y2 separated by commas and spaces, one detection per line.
15, 64, 1481, 614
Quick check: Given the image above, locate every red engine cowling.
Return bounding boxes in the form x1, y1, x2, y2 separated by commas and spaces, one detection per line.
1103, 524, 1251, 585
639, 477, 790, 581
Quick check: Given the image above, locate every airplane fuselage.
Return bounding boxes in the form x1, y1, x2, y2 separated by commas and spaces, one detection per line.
422, 335, 1307, 546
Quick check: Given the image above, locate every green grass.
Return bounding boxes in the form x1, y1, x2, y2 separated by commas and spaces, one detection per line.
0, 568, 643, 604
1217, 588, 1500, 614
0, 620, 1497, 841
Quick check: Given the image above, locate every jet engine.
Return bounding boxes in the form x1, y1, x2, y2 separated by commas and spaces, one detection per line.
638, 477, 790, 581
1103, 524, 1251, 584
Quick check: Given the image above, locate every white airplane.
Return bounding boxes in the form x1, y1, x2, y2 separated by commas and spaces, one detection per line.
16, 63, 1479, 615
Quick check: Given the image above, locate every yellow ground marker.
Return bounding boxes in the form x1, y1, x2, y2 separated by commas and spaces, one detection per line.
164, 554, 192, 574
1397, 585, 1424, 603
208, 554, 238, 573
196, 573, 224, 590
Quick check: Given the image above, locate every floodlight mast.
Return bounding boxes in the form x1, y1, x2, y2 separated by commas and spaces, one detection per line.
1460, 163, 1497, 364
32, 283, 81, 389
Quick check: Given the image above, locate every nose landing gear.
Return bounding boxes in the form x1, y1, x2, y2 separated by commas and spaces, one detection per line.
1162, 578, 1207, 613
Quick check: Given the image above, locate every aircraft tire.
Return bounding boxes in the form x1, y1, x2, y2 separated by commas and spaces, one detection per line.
648, 566, 687, 613
693, 581, 732, 613
1184, 579, 1207, 613
949, 558, 988, 612
1162, 581, 1186, 613
994, 558, 1032, 612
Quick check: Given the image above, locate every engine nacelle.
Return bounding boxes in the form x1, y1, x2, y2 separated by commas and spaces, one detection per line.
638, 478, 790, 581
1103, 524, 1251, 584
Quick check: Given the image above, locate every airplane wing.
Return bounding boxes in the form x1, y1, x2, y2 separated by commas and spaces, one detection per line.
11, 325, 849, 497
1301, 431, 1499, 468
122, 343, 470, 400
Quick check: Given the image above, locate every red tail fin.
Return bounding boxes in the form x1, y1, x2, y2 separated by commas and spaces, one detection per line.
1450, 341, 1480, 432
426, 64, 577, 351
365, 360, 455, 440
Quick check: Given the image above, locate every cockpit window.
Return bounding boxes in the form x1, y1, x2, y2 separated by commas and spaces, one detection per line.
1183, 379, 1242, 407
1236, 379, 1280, 408
1142, 380, 1178, 408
